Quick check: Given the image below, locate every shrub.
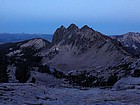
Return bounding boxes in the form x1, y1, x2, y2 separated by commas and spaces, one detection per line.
67, 71, 96, 87
15, 62, 30, 83
107, 75, 118, 86
133, 69, 140, 77
0, 52, 8, 82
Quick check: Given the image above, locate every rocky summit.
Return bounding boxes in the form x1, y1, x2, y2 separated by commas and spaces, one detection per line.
43, 24, 133, 71
0, 24, 140, 105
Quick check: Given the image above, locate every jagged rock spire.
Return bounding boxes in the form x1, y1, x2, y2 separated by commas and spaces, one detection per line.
80, 25, 94, 32
52, 25, 67, 45
60, 25, 66, 30
81, 25, 90, 30
67, 23, 79, 30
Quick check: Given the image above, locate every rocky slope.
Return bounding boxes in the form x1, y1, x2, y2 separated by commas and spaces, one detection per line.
0, 82, 140, 105
0, 38, 51, 83
112, 32, 140, 57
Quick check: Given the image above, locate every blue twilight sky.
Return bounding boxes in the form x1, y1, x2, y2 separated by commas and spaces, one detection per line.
0, 0, 140, 35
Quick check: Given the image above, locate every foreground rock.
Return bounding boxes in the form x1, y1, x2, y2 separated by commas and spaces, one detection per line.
113, 77, 140, 91
0, 83, 140, 105
0, 83, 50, 105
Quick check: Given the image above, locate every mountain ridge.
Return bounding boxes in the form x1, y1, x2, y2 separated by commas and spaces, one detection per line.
0, 24, 139, 87
0, 33, 53, 44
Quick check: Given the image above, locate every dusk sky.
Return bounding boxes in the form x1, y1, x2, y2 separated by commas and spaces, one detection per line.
0, 0, 140, 35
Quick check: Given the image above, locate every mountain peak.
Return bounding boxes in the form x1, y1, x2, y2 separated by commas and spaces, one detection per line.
60, 25, 66, 29
67, 24, 79, 30
80, 25, 95, 32
81, 25, 90, 30
52, 25, 67, 45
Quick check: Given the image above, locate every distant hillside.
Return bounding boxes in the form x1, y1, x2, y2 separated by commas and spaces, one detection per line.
0, 33, 53, 44
112, 32, 140, 57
